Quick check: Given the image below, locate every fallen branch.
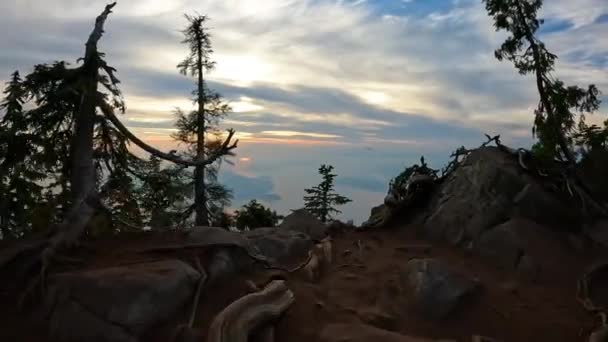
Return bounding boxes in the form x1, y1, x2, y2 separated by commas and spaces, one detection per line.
207, 280, 294, 342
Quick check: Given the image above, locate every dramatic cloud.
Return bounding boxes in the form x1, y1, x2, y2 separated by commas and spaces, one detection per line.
1, 0, 607, 222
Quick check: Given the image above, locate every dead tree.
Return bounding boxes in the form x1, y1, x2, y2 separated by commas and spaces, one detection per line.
0, 2, 237, 296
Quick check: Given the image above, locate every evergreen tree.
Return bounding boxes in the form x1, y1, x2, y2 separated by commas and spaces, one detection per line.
303, 165, 352, 223
0, 3, 237, 247
0, 72, 45, 239
134, 156, 192, 230
234, 200, 282, 230
174, 14, 235, 226
483, 0, 601, 164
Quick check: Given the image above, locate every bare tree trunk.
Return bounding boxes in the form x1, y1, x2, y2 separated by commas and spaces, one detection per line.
71, 79, 98, 212
195, 29, 208, 226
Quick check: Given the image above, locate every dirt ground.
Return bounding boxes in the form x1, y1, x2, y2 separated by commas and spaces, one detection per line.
1, 223, 606, 342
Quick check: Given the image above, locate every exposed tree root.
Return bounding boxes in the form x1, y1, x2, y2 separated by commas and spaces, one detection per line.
207, 280, 294, 342
188, 257, 207, 328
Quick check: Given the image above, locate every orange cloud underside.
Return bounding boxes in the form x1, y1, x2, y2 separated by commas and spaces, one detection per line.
134, 132, 349, 148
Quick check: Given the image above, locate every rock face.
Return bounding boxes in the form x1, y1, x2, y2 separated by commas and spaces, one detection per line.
402, 258, 480, 320
320, 323, 434, 342
475, 218, 573, 281
244, 227, 314, 265
420, 147, 578, 246
46, 260, 200, 342
279, 209, 327, 240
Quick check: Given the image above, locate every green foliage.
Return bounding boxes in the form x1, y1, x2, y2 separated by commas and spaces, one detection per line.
303, 165, 352, 223
574, 121, 608, 198
575, 121, 608, 154
177, 14, 216, 77
102, 168, 144, 234
483, 0, 602, 162
0, 72, 46, 239
134, 156, 193, 230
530, 141, 556, 165
0, 54, 145, 238
388, 156, 437, 194
234, 200, 282, 230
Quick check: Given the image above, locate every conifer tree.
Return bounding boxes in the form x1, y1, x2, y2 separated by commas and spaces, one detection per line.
234, 200, 282, 230
483, 0, 601, 163
134, 156, 192, 230
174, 14, 235, 226
303, 165, 351, 223
0, 3, 237, 291
0, 72, 45, 239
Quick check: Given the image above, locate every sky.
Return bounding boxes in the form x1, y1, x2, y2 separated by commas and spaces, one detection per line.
1, 0, 607, 224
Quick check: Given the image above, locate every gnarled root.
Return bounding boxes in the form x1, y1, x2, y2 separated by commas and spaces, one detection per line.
299, 238, 333, 282
207, 280, 294, 342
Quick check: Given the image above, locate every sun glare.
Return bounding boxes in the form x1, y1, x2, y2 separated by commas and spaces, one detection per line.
359, 91, 390, 105
214, 55, 273, 85
231, 97, 265, 113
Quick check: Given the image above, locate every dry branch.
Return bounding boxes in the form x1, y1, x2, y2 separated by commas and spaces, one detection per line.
207, 280, 294, 342
85, 2, 116, 61
98, 99, 238, 167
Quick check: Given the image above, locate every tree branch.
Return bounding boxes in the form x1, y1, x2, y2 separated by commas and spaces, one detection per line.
98, 98, 238, 167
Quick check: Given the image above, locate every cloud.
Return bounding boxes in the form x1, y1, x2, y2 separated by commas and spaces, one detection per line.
337, 176, 387, 193
219, 169, 281, 204
1, 0, 607, 223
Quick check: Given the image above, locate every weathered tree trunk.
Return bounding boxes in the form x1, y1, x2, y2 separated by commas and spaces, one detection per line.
69, 73, 98, 231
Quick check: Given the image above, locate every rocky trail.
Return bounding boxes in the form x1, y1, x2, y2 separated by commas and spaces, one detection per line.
2, 146, 608, 341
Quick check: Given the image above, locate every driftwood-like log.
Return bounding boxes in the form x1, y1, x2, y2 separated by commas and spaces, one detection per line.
207, 280, 294, 342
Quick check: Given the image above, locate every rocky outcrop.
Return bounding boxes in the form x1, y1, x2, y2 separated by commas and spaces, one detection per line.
45, 260, 200, 342
474, 218, 563, 280
421, 147, 579, 246
401, 258, 481, 320
280, 209, 327, 240
244, 227, 314, 265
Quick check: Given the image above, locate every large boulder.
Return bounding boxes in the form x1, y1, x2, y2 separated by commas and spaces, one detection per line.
279, 209, 327, 240
46, 260, 200, 342
421, 147, 578, 245
402, 258, 481, 320
244, 227, 314, 265
475, 218, 574, 281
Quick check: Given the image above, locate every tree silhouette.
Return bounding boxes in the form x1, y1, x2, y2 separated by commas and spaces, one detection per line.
234, 200, 282, 230
0, 4, 238, 289
0, 72, 45, 239
134, 156, 192, 230
173, 14, 235, 227
303, 165, 351, 223
483, 0, 601, 164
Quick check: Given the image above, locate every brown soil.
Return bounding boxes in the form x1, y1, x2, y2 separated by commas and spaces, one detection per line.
0, 224, 606, 342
